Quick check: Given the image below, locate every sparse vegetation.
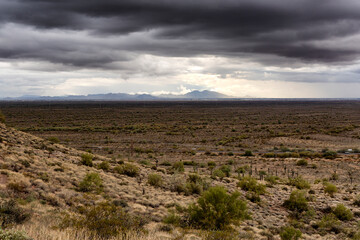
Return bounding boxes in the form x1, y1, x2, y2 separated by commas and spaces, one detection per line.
1, 101, 360, 239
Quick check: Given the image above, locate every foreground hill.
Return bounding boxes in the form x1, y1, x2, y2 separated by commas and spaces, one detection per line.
1, 122, 360, 239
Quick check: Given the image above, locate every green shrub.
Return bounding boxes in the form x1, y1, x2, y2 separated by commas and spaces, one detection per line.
184, 174, 210, 195
263, 152, 276, 158
173, 161, 184, 173
296, 159, 308, 166
0, 200, 31, 228
80, 153, 93, 167
333, 204, 353, 221
186, 186, 250, 230
238, 176, 266, 195
288, 176, 310, 189
0, 229, 31, 240
47, 136, 60, 144
283, 190, 308, 213
163, 211, 182, 226
280, 226, 302, 240
114, 163, 140, 177
322, 151, 338, 159
62, 202, 144, 238
148, 173, 163, 187
265, 175, 279, 185
211, 169, 226, 180
219, 165, 231, 177
317, 213, 341, 234
324, 183, 337, 197
98, 161, 110, 171
78, 173, 103, 193
0, 110, 5, 123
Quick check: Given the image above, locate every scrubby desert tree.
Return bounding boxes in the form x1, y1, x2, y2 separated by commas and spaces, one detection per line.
186, 186, 250, 230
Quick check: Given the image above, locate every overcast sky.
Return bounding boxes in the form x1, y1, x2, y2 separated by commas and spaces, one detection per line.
1, 0, 360, 98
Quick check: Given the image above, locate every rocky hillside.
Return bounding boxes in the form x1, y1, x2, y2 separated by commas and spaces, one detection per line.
1, 123, 360, 239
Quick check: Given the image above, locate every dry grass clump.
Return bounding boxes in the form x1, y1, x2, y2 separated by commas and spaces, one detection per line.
61, 202, 146, 239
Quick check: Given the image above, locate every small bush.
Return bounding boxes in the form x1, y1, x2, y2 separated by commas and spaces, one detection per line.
324, 183, 337, 197
265, 175, 279, 185
353, 196, 360, 207
296, 159, 308, 166
0, 200, 31, 228
207, 161, 216, 167
80, 153, 93, 167
186, 186, 250, 230
283, 190, 308, 213
98, 161, 110, 171
211, 169, 226, 180
219, 165, 231, 177
47, 136, 60, 144
288, 176, 310, 189
163, 211, 182, 226
238, 176, 266, 195
62, 202, 144, 238
317, 213, 341, 234
322, 151, 338, 159
0, 229, 31, 240
114, 163, 140, 177
333, 204, 353, 221
172, 161, 184, 173
280, 226, 302, 240
77, 173, 103, 193
184, 174, 210, 195
148, 173, 163, 187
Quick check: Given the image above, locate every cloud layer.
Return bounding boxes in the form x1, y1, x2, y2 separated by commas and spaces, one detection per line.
0, 0, 360, 97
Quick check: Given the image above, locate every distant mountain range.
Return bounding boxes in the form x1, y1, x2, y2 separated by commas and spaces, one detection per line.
1, 90, 236, 101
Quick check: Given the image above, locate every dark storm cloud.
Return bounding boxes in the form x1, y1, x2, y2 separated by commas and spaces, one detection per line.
1, 0, 360, 67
